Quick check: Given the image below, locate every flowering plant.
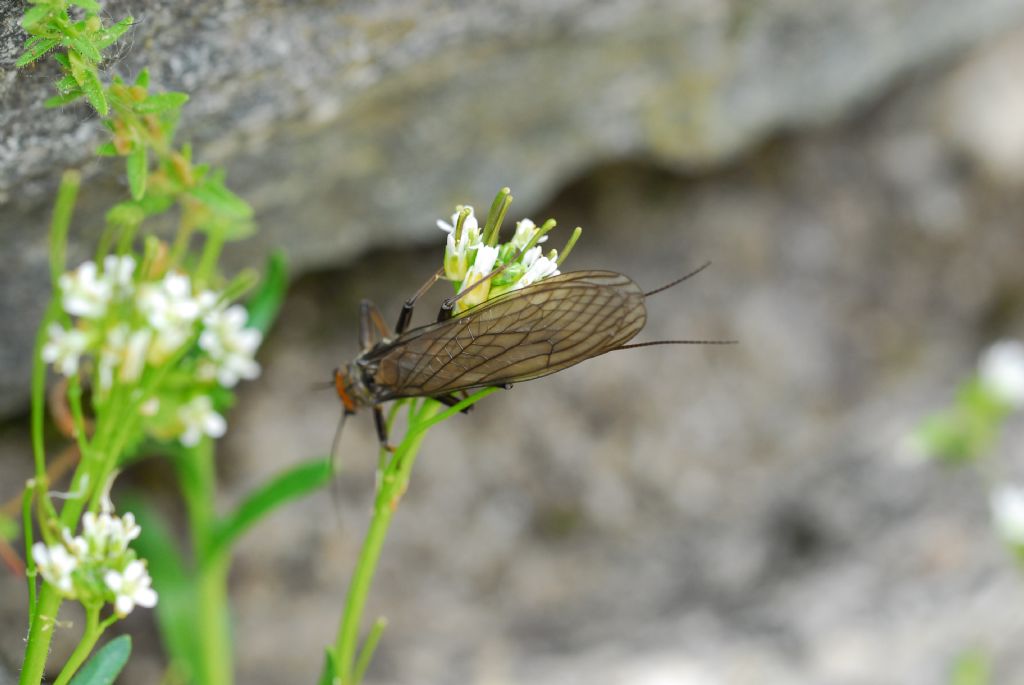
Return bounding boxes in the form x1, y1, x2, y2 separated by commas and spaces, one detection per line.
326, 188, 582, 685
909, 339, 1024, 557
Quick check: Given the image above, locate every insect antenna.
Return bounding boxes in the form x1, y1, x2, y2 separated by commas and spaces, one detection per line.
644, 261, 711, 297
616, 339, 737, 350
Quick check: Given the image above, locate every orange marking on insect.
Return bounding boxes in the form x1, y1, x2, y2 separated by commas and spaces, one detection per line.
335, 369, 357, 413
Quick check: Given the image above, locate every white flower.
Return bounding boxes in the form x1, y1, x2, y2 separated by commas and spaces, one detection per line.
510, 218, 547, 251
32, 542, 78, 597
104, 560, 157, 617
514, 249, 560, 289
102, 254, 137, 294
436, 205, 478, 236
81, 510, 141, 558
991, 484, 1024, 545
138, 272, 202, 363
457, 244, 499, 312
199, 305, 262, 388
439, 206, 484, 281
178, 395, 227, 447
41, 323, 90, 376
59, 261, 112, 319
99, 325, 152, 390
979, 339, 1024, 408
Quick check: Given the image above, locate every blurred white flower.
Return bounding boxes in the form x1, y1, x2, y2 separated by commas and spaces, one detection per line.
59, 261, 112, 319
979, 339, 1024, 408
138, 272, 202, 362
104, 560, 157, 617
991, 484, 1024, 545
41, 323, 90, 376
32, 542, 78, 597
199, 305, 262, 388
82, 510, 141, 559
139, 397, 160, 417
102, 254, 137, 294
99, 325, 152, 390
457, 244, 499, 311
178, 395, 227, 447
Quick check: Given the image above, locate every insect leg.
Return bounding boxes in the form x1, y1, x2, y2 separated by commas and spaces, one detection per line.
397, 267, 445, 334
373, 405, 395, 450
436, 252, 521, 322
359, 300, 395, 349
433, 393, 475, 414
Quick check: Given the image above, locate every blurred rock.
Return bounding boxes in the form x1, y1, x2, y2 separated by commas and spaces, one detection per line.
2, 0, 1024, 417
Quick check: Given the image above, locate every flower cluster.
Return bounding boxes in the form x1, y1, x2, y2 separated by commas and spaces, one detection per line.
32, 507, 157, 617
40, 255, 262, 447
436, 195, 578, 313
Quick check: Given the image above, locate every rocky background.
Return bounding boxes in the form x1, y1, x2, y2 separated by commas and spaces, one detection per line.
4, 1, 1024, 684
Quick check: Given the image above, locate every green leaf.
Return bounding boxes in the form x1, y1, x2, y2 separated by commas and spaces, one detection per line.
44, 90, 85, 108
53, 52, 71, 69
134, 91, 189, 114
16, 37, 58, 67
55, 73, 78, 92
21, 6, 53, 30
68, 635, 131, 685
68, 50, 107, 115
188, 177, 253, 221
71, 0, 103, 13
126, 145, 148, 200
65, 35, 102, 64
95, 16, 133, 50
317, 649, 338, 685
95, 141, 118, 157
121, 495, 200, 682
206, 458, 331, 561
134, 68, 150, 88
245, 251, 289, 335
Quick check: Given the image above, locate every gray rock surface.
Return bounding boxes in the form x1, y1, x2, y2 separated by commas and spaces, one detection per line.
3, 0, 1024, 417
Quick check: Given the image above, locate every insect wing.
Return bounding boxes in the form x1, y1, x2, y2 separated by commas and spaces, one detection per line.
367, 270, 646, 399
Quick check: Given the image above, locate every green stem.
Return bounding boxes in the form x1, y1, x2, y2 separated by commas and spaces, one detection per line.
333, 389, 495, 683
19, 587, 63, 685
179, 439, 233, 685
53, 605, 106, 685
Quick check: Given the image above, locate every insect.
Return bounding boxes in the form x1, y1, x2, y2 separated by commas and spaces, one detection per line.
332, 261, 728, 451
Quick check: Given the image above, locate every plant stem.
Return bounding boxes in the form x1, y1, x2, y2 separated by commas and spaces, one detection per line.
19, 587, 63, 685
53, 605, 104, 685
179, 439, 233, 685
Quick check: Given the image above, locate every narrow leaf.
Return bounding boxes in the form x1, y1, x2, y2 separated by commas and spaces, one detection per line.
45, 90, 85, 108
16, 37, 58, 67
67, 635, 131, 685
68, 50, 107, 115
317, 649, 338, 685
207, 459, 331, 561
134, 92, 189, 114
245, 251, 289, 335
20, 6, 53, 30
126, 145, 148, 200
188, 179, 252, 220
65, 35, 102, 63
95, 16, 133, 50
